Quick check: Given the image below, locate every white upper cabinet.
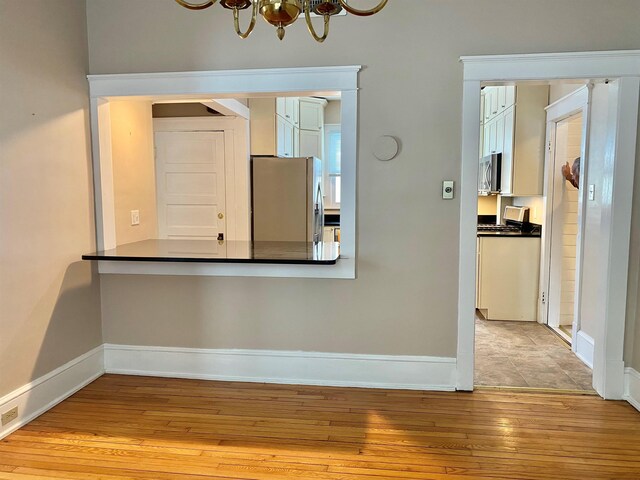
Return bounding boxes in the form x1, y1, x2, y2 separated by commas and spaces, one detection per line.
250, 96, 326, 159
299, 98, 326, 131
299, 129, 323, 160
479, 85, 548, 196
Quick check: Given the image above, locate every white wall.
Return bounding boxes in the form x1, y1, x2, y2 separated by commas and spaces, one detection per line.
0, 0, 102, 396
85, 1, 640, 361
110, 100, 158, 245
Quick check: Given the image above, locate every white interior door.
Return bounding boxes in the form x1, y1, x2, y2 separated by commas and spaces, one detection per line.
155, 131, 226, 243
547, 113, 583, 336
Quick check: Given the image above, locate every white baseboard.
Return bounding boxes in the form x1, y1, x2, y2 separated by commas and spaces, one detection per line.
104, 344, 457, 391
0, 346, 104, 439
575, 330, 594, 369
624, 367, 640, 412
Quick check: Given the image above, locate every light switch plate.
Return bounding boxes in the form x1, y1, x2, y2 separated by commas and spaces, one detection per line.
588, 184, 596, 201
442, 180, 455, 200
131, 210, 140, 226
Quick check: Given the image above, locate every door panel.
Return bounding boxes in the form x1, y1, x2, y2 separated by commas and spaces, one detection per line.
547, 113, 583, 332
155, 131, 226, 246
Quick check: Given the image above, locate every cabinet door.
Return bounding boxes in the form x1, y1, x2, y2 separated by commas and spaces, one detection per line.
286, 97, 299, 127
482, 120, 491, 157
488, 118, 498, 155
497, 87, 506, 115
276, 116, 294, 157
276, 98, 286, 119
299, 129, 322, 159
505, 86, 515, 109
496, 112, 505, 154
501, 106, 515, 195
293, 126, 300, 157
300, 100, 323, 131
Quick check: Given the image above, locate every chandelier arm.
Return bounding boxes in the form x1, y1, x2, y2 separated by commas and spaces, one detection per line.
303, 0, 330, 43
233, 0, 258, 39
337, 0, 387, 16
175, 0, 217, 10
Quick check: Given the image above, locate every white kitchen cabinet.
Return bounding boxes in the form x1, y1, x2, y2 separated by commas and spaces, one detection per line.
299, 98, 326, 131
277, 97, 299, 126
476, 236, 541, 321
299, 128, 323, 160
276, 115, 294, 158
483, 86, 516, 123
500, 86, 548, 196
478, 86, 548, 196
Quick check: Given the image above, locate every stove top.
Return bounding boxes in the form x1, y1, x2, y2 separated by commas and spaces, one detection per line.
477, 224, 522, 232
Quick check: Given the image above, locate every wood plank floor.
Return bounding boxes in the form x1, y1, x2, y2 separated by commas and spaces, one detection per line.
1, 374, 639, 479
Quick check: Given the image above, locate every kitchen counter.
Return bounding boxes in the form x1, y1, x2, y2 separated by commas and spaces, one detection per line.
82, 239, 340, 265
477, 230, 541, 238
477, 224, 542, 238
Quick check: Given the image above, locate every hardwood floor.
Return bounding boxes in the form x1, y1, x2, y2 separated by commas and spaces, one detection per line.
1, 374, 639, 479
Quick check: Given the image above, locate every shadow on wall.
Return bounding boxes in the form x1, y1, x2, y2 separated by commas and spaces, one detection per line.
18, 260, 102, 418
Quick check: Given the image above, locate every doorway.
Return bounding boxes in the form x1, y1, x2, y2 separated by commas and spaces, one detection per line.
542, 87, 589, 349
457, 51, 640, 399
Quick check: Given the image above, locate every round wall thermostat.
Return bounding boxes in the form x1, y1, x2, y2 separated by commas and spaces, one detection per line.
372, 136, 399, 161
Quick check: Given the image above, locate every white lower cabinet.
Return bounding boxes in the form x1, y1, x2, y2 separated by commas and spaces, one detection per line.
476, 236, 540, 321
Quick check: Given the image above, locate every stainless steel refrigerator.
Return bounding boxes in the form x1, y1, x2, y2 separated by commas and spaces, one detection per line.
251, 156, 324, 243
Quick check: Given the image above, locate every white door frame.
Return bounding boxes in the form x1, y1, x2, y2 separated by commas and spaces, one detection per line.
457, 50, 640, 399
540, 86, 590, 348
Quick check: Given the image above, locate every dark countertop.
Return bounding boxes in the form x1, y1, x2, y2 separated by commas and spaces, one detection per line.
82, 239, 340, 265
477, 230, 542, 238
477, 224, 542, 238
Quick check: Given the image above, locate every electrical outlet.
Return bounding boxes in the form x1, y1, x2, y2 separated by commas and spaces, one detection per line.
1, 406, 18, 426
131, 210, 140, 226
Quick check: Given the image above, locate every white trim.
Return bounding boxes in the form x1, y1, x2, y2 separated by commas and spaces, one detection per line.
87, 66, 361, 98
539, 85, 591, 350
104, 344, 456, 391
0, 346, 104, 440
87, 66, 359, 279
460, 50, 640, 81
575, 330, 595, 369
623, 368, 640, 412
204, 99, 250, 119
457, 50, 640, 396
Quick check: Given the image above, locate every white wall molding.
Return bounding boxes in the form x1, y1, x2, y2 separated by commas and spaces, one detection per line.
104, 344, 456, 391
623, 368, 640, 412
460, 50, 640, 81
87, 66, 362, 99
0, 346, 104, 440
575, 330, 595, 369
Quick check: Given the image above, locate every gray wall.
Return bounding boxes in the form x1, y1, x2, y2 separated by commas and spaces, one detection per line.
86, 1, 640, 363
0, 0, 102, 396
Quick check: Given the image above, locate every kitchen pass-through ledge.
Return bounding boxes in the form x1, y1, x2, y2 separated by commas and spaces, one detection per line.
82, 239, 340, 265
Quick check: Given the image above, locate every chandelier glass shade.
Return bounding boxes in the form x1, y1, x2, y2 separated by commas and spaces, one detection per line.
175, 0, 388, 42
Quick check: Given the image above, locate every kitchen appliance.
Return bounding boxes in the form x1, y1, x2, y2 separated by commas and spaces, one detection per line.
251, 156, 324, 243
477, 206, 533, 233
478, 153, 502, 195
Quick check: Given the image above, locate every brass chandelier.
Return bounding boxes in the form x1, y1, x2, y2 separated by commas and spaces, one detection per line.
175, 0, 388, 42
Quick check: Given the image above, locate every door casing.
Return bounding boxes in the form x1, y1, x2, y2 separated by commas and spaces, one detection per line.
457, 50, 640, 399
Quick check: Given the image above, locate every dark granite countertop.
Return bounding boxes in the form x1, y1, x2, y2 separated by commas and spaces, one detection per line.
477, 230, 542, 238
82, 239, 340, 265
477, 224, 542, 238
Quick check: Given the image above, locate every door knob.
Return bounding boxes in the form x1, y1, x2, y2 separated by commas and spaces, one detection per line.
218, 213, 224, 219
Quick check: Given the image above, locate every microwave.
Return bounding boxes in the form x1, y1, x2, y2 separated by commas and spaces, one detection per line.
478, 153, 501, 195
